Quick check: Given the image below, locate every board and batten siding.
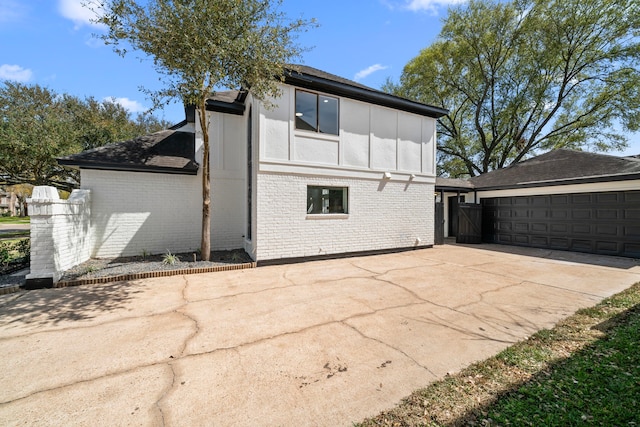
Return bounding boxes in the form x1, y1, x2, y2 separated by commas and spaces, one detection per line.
258, 85, 436, 176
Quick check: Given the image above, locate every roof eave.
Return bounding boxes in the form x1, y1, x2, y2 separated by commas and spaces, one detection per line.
205, 99, 245, 115
283, 72, 448, 119
58, 159, 199, 176
474, 172, 640, 191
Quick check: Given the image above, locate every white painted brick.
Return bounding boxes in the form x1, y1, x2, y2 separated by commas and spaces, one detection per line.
255, 173, 434, 261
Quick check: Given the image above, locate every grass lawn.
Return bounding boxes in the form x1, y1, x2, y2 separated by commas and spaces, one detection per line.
357, 282, 640, 427
0, 216, 30, 224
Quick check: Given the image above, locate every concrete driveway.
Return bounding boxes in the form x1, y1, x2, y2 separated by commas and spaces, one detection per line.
1, 244, 639, 426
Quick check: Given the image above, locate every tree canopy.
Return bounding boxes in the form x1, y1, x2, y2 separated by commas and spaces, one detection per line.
386, 0, 640, 177
92, 0, 315, 259
0, 81, 169, 192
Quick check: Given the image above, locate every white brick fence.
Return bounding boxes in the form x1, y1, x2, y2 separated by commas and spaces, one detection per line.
25, 186, 92, 288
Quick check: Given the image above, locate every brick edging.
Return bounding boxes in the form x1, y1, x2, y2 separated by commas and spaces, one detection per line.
54, 261, 257, 288
0, 285, 21, 295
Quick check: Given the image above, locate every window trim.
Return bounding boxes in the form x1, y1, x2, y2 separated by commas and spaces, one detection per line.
295, 89, 340, 136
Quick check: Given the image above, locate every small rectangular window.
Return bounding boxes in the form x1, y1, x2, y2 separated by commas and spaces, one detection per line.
307, 186, 348, 214
295, 90, 339, 135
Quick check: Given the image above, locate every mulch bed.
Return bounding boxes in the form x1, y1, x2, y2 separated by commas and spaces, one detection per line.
0, 250, 255, 292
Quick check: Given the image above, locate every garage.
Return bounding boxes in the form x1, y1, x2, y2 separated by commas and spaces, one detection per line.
481, 190, 640, 257
436, 149, 640, 259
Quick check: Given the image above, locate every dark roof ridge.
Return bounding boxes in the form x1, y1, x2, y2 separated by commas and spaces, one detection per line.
283, 64, 449, 119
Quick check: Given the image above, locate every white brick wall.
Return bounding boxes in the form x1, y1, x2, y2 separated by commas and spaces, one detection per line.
255, 172, 434, 261
81, 169, 244, 258
27, 187, 92, 283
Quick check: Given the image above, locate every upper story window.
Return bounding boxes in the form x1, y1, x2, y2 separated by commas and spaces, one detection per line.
295, 90, 339, 135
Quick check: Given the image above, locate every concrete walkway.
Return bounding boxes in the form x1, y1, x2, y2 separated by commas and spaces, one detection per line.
1, 244, 639, 426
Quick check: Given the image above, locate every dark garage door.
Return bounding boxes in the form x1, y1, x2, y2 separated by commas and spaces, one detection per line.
481, 190, 640, 258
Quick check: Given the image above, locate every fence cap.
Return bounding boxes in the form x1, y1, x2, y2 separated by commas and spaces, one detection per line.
30, 186, 60, 201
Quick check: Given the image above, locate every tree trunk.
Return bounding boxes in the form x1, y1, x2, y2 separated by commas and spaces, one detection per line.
199, 103, 211, 261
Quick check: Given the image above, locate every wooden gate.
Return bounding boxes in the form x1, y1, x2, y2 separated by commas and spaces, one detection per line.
434, 202, 444, 245
457, 203, 482, 244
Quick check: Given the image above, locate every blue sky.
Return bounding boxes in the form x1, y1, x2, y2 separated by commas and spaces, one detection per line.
1, 0, 638, 156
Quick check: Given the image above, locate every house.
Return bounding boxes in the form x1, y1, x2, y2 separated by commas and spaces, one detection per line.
59, 65, 448, 264
436, 149, 640, 258
0, 190, 17, 216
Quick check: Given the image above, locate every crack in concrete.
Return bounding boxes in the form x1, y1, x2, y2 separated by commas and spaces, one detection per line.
175, 276, 200, 357
341, 322, 437, 378
155, 275, 198, 425
0, 359, 175, 405
154, 364, 175, 427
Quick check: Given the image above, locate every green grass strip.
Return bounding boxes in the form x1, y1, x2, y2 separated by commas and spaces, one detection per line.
0, 216, 30, 224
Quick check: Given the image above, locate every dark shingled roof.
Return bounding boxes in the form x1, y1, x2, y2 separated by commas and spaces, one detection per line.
58, 129, 198, 175
469, 149, 640, 190
435, 177, 475, 192
198, 65, 449, 119
283, 65, 449, 119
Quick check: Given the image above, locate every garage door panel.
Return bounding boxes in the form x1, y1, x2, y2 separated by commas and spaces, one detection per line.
481, 189, 640, 258
530, 209, 548, 219
625, 209, 640, 220
549, 237, 569, 249
571, 240, 593, 251
530, 223, 547, 233
551, 223, 569, 233
596, 241, 619, 253
551, 195, 569, 204
499, 222, 512, 231
595, 225, 619, 236
551, 210, 568, 219
531, 196, 549, 206
514, 222, 529, 232
572, 210, 591, 220
626, 226, 640, 237
571, 223, 590, 234
513, 209, 528, 218
514, 235, 530, 244
514, 197, 528, 205
498, 234, 513, 243
623, 243, 640, 257
625, 192, 640, 203
596, 193, 618, 203
596, 209, 618, 220
530, 236, 549, 246
572, 194, 592, 204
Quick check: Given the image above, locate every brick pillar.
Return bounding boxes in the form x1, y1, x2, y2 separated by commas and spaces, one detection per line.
25, 186, 92, 289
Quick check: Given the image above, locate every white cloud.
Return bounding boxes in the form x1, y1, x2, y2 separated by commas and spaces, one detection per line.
354, 64, 389, 82
0, 64, 33, 82
405, 0, 467, 12
0, 0, 28, 23
104, 97, 147, 113
58, 0, 105, 29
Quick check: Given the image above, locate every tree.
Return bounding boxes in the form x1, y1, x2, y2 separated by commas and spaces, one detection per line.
387, 0, 640, 177
0, 81, 169, 191
0, 82, 80, 191
92, 0, 315, 260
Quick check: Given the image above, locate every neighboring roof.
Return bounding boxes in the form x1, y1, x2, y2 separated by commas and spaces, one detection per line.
204, 65, 449, 119
469, 149, 640, 190
284, 65, 449, 119
435, 177, 475, 192
58, 129, 198, 175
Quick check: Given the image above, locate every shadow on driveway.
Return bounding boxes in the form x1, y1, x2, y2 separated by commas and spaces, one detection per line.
0, 281, 143, 328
